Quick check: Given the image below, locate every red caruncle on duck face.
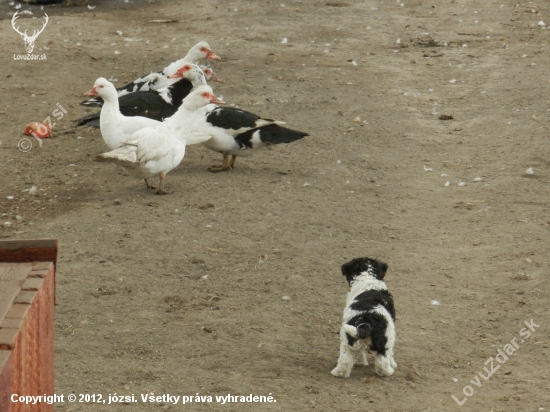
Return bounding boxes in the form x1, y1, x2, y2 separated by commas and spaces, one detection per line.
169, 65, 193, 79
200, 91, 225, 105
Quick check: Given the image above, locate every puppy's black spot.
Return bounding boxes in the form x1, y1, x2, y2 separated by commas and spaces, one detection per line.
351, 290, 396, 321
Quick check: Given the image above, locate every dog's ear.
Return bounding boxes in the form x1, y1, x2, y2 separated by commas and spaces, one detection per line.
341, 258, 362, 285
375, 260, 388, 280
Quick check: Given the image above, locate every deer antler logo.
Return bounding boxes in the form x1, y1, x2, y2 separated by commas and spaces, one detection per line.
11, 11, 49, 54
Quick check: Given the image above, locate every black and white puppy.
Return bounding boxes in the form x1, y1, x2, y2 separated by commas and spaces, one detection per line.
331, 257, 397, 378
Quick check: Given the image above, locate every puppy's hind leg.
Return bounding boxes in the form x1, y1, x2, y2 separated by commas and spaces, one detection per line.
371, 327, 395, 376
331, 340, 355, 378
361, 349, 369, 366
355, 349, 368, 366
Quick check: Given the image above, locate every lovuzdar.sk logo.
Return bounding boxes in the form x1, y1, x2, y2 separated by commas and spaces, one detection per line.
12, 11, 49, 61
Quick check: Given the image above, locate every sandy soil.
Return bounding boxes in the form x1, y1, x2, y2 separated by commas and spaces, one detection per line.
1, 0, 549, 411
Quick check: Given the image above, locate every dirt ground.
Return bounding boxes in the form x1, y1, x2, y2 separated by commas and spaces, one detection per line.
0, 0, 549, 410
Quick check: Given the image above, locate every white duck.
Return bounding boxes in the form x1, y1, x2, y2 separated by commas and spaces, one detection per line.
84, 78, 159, 150
161, 41, 220, 77
94, 87, 224, 194
163, 85, 225, 145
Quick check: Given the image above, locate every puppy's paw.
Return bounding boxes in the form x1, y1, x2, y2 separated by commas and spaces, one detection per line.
375, 365, 394, 377
331, 368, 348, 378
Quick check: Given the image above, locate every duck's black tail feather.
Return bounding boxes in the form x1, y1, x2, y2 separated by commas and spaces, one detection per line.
235, 124, 308, 149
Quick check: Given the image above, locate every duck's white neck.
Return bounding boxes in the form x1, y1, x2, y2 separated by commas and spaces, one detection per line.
100, 88, 120, 111
163, 49, 202, 76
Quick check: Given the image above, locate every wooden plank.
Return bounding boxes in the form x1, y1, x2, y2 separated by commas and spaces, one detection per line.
37, 270, 55, 402
0, 264, 32, 283
0, 329, 18, 350
4, 304, 31, 321
32, 262, 52, 271
0, 240, 58, 268
0, 350, 11, 370
0, 284, 22, 326
0, 242, 56, 410
28, 269, 49, 278
0, 350, 13, 412
13, 291, 37, 305
0, 318, 23, 329
21, 278, 44, 291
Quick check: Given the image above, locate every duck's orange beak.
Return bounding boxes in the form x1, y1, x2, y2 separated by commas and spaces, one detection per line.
210, 95, 225, 105
85, 86, 98, 96
168, 67, 186, 79
211, 73, 223, 83
206, 50, 221, 60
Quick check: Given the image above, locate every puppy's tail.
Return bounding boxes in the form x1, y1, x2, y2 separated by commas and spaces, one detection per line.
344, 323, 372, 340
